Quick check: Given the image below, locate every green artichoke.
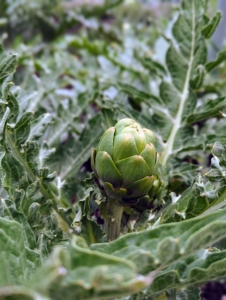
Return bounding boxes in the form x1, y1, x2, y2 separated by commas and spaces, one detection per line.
91, 118, 158, 204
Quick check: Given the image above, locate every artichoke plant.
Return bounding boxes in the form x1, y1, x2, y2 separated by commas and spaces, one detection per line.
91, 118, 159, 240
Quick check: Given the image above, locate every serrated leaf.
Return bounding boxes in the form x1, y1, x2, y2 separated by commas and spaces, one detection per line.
9, 112, 33, 146
81, 194, 104, 244
45, 91, 97, 147
46, 114, 104, 180
136, 55, 167, 77
155, 0, 207, 165
92, 206, 226, 274
172, 125, 195, 152
1, 75, 13, 101
28, 113, 52, 141
159, 141, 226, 225
164, 288, 200, 300
0, 146, 27, 189
211, 141, 226, 163
0, 218, 40, 287
187, 97, 226, 124
116, 81, 162, 105
91, 209, 226, 297
201, 11, 222, 39
0, 52, 17, 82
1, 1, 226, 299
205, 50, 226, 72
176, 285, 201, 300
7, 93, 19, 123
145, 249, 223, 296
29, 236, 152, 300
0, 52, 73, 242
0, 198, 36, 249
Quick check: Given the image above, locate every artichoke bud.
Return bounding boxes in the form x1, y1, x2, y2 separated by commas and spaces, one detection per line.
91, 118, 159, 203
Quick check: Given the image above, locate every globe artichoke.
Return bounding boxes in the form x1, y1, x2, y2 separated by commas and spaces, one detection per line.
91, 118, 158, 204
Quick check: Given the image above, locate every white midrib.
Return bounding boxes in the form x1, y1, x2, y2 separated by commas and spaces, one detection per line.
160, 1, 195, 166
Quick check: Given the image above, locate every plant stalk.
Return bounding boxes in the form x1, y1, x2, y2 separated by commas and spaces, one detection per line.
104, 198, 124, 241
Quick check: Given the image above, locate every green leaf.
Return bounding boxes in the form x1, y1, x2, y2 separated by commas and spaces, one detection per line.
28, 113, 52, 141
162, 287, 200, 300
156, 0, 207, 165
79, 0, 124, 17
175, 286, 201, 300
46, 114, 104, 180
205, 50, 226, 72
0, 46, 17, 82
72, 188, 105, 244
0, 46, 73, 245
67, 36, 107, 56
92, 206, 226, 274
146, 248, 226, 296
0, 218, 40, 287
201, 11, 222, 39
190, 65, 206, 89
29, 236, 152, 300
136, 55, 167, 77
116, 81, 162, 106
158, 141, 226, 225
198, 142, 226, 214
187, 97, 226, 124
0, 198, 36, 249
0, 286, 50, 300
2, 1, 226, 298
10, 112, 34, 146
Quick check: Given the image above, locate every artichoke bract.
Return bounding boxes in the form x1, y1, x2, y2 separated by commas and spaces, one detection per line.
91, 118, 158, 204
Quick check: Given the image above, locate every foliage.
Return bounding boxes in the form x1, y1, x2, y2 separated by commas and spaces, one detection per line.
0, 0, 226, 299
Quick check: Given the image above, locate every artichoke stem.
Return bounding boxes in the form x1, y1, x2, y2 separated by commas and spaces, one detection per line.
104, 198, 124, 241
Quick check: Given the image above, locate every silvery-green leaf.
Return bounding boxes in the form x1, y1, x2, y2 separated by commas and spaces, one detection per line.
201, 11, 222, 39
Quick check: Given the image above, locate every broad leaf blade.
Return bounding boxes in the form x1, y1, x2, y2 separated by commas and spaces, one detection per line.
0, 286, 50, 300
0, 218, 40, 287
92, 207, 226, 274
160, 0, 207, 165
29, 236, 152, 300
